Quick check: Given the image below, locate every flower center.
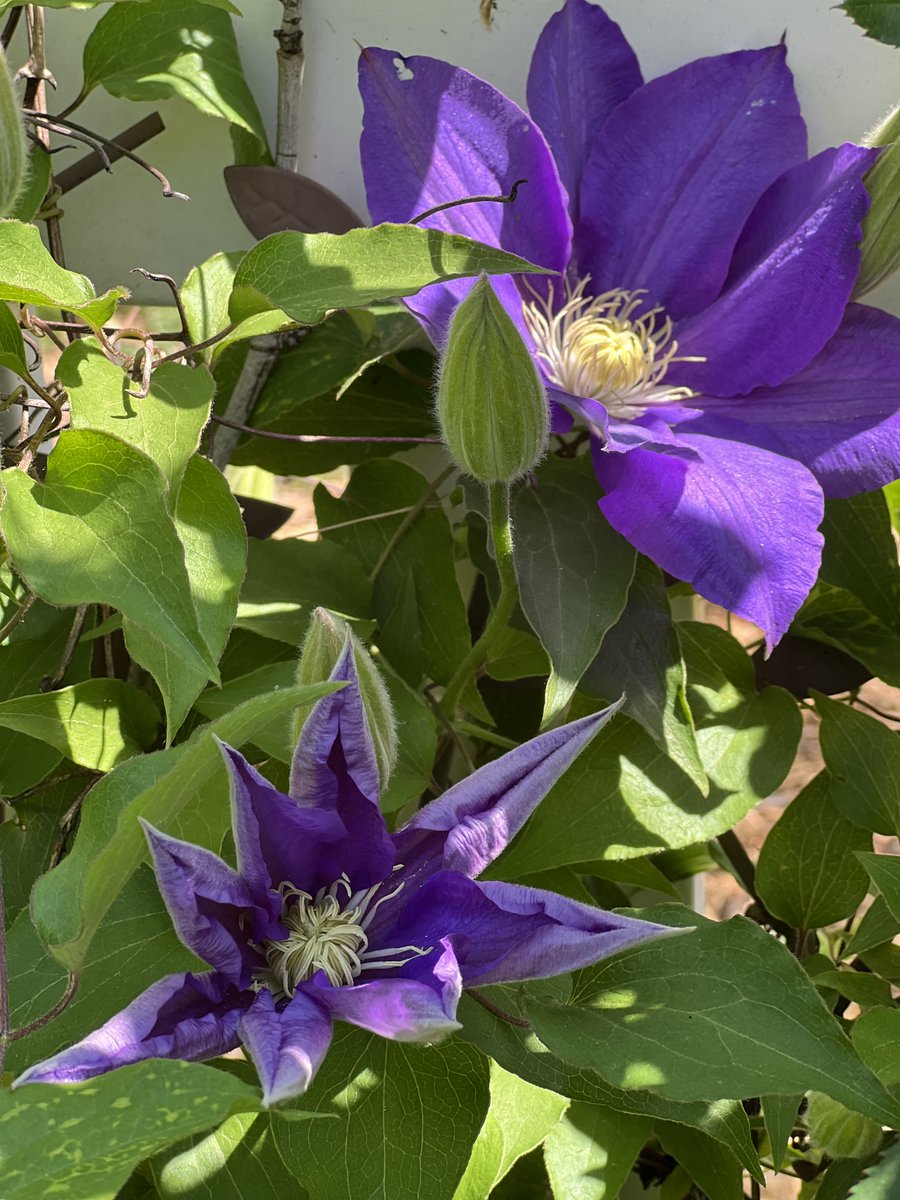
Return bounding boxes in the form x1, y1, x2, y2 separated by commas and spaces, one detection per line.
522, 277, 703, 420
255, 874, 430, 999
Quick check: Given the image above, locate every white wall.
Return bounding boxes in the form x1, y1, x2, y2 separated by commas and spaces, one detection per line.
11, 0, 900, 313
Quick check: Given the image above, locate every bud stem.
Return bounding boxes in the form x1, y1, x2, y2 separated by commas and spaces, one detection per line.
442, 482, 518, 718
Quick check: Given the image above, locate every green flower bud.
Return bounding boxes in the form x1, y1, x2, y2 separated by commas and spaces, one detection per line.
855, 104, 900, 297
437, 274, 548, 483
805, 1092, 884, 1160
295, 608, 397, 787
0, 48, 26, 219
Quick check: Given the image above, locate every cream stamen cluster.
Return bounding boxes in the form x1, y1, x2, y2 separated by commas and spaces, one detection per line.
523, 277, 703, 419
257, 873, 429, 998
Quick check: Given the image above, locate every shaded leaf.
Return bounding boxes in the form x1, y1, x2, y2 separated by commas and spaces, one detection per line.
856, 851, 900, 923
225, 164, 362, 239
756, 771, 871, 930
816, 694, 900, 835
82, 0, 268, 147
762, 1094, 803, 1171
1, 430, 218, 682
511, 456, 635, 723
853, 1008, 900, 1087
527, 916, 900, 1129
841, 1, 900, 46
544, 1103, 651, 1200
273, 1024, 490, 1200
656, 1121, 743, 1200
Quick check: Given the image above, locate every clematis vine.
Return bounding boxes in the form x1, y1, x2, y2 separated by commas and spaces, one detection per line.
358, 0, 900, 647
15, 646, 672, 1106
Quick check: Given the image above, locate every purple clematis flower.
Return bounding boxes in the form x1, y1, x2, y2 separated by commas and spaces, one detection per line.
358, 0, 900, 647
15, 647, 671, 1106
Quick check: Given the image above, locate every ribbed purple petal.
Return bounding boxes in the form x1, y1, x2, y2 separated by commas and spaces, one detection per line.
684, 304, 900, 498
13, 971, 249, 1087
387, 871, 677, 987
673, 144, 878, 396
239, 987, 333, 1106
289, 644, 395, 890
221, 744, 348, 901
307, 942, 462, 1042
358, 46, 570, 346
142, 822, 279, 986
576, 45, 806, 319
389, 706, 616, 906
527, 0, 641, 227
594, 430, 824, 649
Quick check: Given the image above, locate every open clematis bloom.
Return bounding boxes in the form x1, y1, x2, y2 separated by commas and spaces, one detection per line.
358, 0, 900, 647
15, 648, 672, 1106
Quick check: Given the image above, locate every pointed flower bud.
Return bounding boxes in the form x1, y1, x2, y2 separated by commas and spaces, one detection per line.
0, 49, 26, 219
437, 275, 549, 483
805, 1092, 884, 1160
295, 608, 397, 787
855, 105, 900, 297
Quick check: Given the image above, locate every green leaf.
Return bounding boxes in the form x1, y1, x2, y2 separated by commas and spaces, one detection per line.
853, 1008, 900, 1087
380, 664, 437, 811
494, 629, 798, 873
273, 1024, 490, 1200
151, 1112, 305, 1199
581, 556, 705, 787
6, 866, 199, 1074
794, 583, 900, 687
455, 991, 764, 1182
228, 225, 548, 326
544, 1103, 651, 1200
0, 300, 26, 375
856, 852, 900, 923
510, 456, 636, 723
0, 1060, 258, 1200
182, 250, 290, 360
0, 773, 87, 928
30, 682, 339, 973
811, 967, 893, 1009
656, 1122, 743, 1200
315, 460, 469, 685
123, 455, 247, 740
846, 895, 900, 959
82, 0, 268, 148
848, 1143, 900, 1200
195, 662, 297, 760
841, 1, 900, 45
761, 1094, 802, 1171
1, 430, 219, 682
756, 771, 871, 930
61, 341, 213, 493
527, 916, 900, 1128
816, 694, 900, 835
236, 536, 372, 645
6, 144, 51, 223
452, 1063, 566, 1200
0, 219, 126, 326
0, 679, 158, 770
820, 492, 900, 634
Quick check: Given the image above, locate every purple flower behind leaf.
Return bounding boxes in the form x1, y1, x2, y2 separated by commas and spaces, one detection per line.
15, 649, 673, 1106
358, 0, 900, 648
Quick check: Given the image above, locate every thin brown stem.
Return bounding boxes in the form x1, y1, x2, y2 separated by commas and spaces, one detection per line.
369, 464, 454, 585
0, 592, 36, 643
130, 268, 190, 339
55, 113, 166, 194
42, 604, 88, 690
8, 973, 79, 1041
210, 412, 441, 447
410, 178, 527, 225
467, 988, 531, 1029
155, 323, 237, 365
1, 7, 21, 50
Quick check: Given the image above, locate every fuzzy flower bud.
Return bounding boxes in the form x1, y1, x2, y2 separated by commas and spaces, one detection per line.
805, 1092, 884, 1160
436, 274, 549, 483
0, 48, 26, 219
855, 105, 900, 297
295, 608, 397, 787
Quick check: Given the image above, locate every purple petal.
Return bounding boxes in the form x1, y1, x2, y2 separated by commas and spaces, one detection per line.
390, 706, 617, 896
142, 822, 280, 986
673, 144, 878, 396
576, 45, 806, 319
526, 0, 641, 225
358, 46, 571, 346
239, 988, 332, 1106
387, 871, 676, 987
685, 304, 900, 498
222, 743, 349, 900
289, 644, 395, 890
307, 942, 462, 1042
555, 394, 702, 456
594, 430, 824, 649
13, 971, 249, 1087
